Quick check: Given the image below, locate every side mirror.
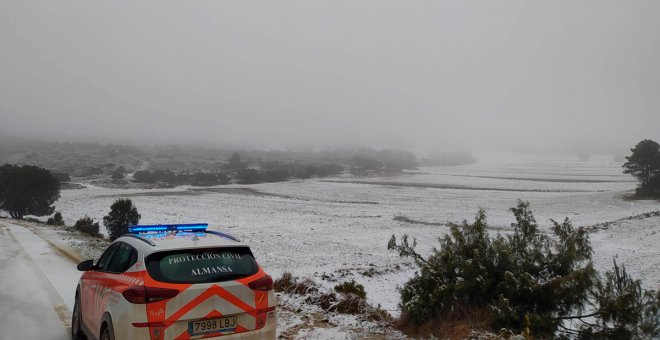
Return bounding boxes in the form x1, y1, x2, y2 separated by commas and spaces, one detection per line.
77, 259, 95, 271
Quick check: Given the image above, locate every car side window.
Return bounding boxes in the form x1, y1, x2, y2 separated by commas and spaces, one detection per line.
95, 243, 120, 272
105, 243, 137, 274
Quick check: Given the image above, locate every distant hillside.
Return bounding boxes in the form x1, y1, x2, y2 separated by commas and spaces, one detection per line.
0, 139, 420, 186
420, 151, 477, 166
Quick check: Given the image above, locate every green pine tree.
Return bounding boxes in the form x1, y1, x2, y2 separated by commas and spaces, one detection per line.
103, 199, 140, 241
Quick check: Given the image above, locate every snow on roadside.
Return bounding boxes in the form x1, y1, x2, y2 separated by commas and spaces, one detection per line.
15, 219, 110, 261
276, 290, 406, 339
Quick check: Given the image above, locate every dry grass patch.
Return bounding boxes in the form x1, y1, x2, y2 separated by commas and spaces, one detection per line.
397, 305, 495, 339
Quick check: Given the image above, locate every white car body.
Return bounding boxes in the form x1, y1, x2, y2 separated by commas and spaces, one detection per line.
72, 225, 276, 340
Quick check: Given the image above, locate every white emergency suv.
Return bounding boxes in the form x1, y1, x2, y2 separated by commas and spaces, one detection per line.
72, 223, 276, 340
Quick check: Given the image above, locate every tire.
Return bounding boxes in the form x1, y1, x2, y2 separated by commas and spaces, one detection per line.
100, 321, 115, 340
71, 293, 85, 340
100, 326, 111, 340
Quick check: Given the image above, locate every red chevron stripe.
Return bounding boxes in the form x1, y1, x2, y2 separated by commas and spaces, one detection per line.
165, 284, 256, 328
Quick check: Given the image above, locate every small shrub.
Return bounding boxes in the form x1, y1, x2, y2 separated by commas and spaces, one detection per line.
334, 280, 367, 299
273, 272, 295, 292
74, 216, 101, 237
51, 212, 64, 225
103, 198, 140, 241
273, 272, 318, 295
333, 294, 364, 315
313, 291, 390, 322
314, 292, 365, 314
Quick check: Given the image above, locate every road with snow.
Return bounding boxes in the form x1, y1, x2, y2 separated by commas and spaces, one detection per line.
0, 221, 81, 340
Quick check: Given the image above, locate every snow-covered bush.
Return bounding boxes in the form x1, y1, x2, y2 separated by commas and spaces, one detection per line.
274, 272, 318, 295
274, 273, 390, 323
73, 215, 101, 237
47, 212, 65, 226
389, 201, 660, 338
334, 280, 367, 299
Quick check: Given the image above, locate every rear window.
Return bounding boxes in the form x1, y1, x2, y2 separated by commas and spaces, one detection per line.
146, 247, 258, 284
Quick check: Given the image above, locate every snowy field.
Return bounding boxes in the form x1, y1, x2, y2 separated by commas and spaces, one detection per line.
52, 154, 660, 317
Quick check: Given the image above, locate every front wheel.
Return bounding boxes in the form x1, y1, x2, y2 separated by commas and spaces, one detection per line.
72, 293, 85, 340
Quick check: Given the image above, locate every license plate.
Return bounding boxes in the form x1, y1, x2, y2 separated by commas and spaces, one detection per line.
189, 316, 237, 335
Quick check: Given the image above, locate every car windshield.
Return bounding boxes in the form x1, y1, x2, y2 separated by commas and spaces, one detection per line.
146, 247, 258, 284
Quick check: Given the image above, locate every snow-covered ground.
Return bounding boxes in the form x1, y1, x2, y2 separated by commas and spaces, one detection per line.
589, 212, 660, 291
46, 154, 660, 323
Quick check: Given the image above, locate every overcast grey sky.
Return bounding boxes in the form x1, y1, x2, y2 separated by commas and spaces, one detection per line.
1, 1, 659, 154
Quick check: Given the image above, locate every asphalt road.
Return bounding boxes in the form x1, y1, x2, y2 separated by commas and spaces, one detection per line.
0, 222, 81, 340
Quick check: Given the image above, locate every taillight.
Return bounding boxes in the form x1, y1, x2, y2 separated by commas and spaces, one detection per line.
248, 274, 273, 291
122, 286, 179, 304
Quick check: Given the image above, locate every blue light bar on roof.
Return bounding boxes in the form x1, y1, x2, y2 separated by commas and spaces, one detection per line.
128, 223, 208, 233
128, 225, 168, 233
176, 224, 208, 231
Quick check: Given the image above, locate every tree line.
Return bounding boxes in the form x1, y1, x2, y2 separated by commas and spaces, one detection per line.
1, 139, 657, 221
1, 139, 423, 182
132, 152, 345, 186
132, 169, 230, 186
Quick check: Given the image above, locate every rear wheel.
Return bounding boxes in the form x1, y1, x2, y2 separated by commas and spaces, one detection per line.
100, 323, 114, 340
71, 293, 85, 340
